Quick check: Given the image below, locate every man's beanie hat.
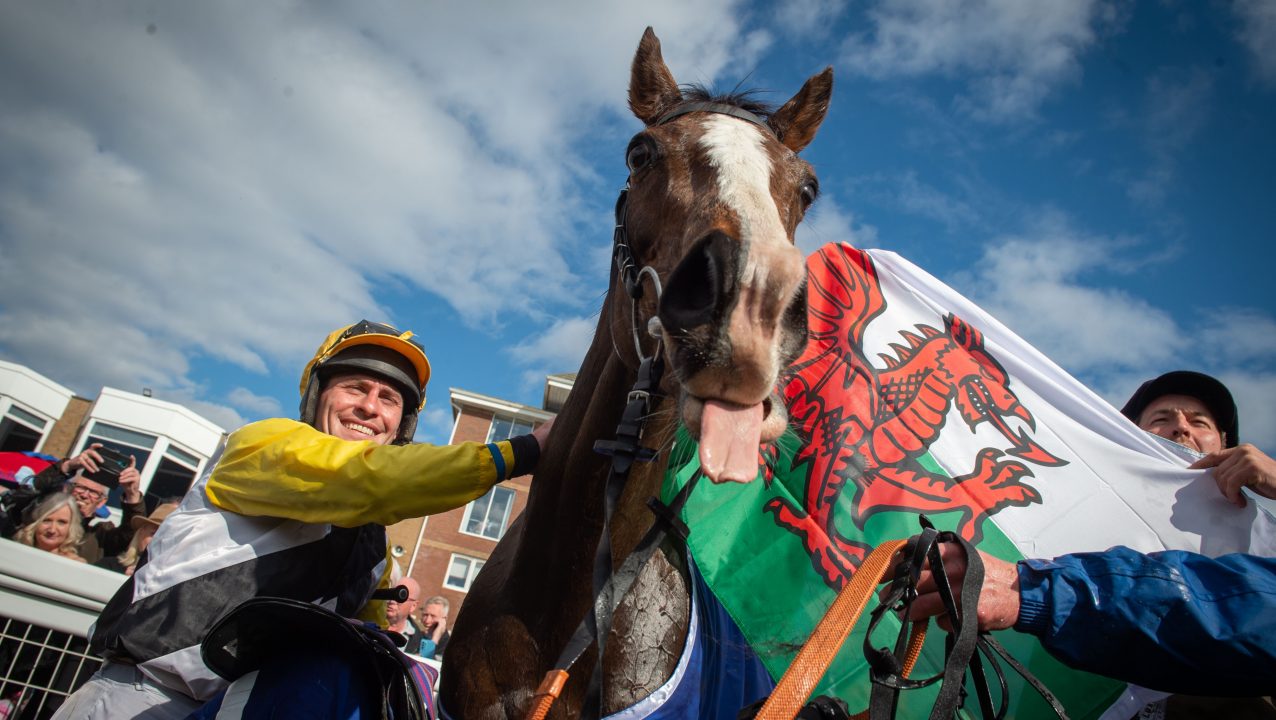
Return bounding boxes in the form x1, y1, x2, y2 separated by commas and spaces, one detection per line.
1120, 370, 1238, 448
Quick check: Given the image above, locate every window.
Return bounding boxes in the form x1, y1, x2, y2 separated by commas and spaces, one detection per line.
443, 553, 485, 592
0, 417, 41, 453
144, 455, 198, 509
0, 403, 47, 452
486, 415, 534, 443
460, 486, 515, 540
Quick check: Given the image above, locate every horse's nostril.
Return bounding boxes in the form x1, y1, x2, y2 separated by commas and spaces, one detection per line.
659, 231, 737, 334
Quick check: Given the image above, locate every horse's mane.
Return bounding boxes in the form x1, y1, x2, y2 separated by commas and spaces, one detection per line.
680, 84, 776, 120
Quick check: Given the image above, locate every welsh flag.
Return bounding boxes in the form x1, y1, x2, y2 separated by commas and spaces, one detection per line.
662, 242, 1276, 719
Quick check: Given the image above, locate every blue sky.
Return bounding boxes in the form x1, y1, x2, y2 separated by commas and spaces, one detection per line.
1, 1, 1273, 454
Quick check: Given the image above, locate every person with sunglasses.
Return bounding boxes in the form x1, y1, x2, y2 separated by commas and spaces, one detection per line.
55, 321, 552, 720
3, 443, 145, 563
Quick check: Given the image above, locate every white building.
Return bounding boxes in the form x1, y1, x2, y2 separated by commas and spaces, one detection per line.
0, 360, 226, 515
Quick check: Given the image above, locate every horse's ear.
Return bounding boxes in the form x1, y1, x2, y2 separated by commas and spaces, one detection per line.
629, 27, 683, 126
769, 67, 834, 153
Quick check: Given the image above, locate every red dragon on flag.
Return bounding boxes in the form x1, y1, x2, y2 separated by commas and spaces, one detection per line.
764, 246, 1068, 590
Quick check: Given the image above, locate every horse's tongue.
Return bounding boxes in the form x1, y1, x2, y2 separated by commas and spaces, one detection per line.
698, 400, 763, 484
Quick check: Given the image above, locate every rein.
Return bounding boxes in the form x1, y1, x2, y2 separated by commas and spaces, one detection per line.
745, 517, 1068, 720
524, 101, 774, 720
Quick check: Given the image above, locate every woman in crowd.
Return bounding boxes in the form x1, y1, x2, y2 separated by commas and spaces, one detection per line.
14, 492, 86, 562
96, 502, 178, 575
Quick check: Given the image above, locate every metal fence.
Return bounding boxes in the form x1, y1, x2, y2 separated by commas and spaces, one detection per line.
0, 540, 125, 719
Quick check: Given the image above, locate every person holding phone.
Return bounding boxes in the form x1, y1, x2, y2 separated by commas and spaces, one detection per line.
23, 443, 146, 563
418, 596, 450, 661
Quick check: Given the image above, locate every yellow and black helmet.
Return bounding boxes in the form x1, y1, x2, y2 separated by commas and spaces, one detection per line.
298, 320, 431, 444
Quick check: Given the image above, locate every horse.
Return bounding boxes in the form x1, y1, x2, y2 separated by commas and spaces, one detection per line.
441, 27, 832, 719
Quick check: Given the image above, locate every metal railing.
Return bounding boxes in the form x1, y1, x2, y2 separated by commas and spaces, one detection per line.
0, 540, 125, 719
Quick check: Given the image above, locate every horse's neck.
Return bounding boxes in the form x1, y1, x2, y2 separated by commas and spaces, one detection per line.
517, 321, 677, 605
513, 326, 689, 711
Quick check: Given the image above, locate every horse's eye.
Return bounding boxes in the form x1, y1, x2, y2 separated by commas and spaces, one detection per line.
626, 139, 654, 172
799, 181, 819, 209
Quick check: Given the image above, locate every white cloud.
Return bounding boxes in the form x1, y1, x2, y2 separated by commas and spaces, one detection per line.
514, 316, 596, 378
227, 387, 284, 417
846, 171, 982, 233
773, 0, 847, 40
1126, 68, 1213, 205
893, 171, 982, 231
413, 406, 456, 447
1215, 370, 1276, 450
511, 315, 597, 399
1234, 0, 1276, 86
0, 2, 760, 414
796, 195, 879, 255
955, 216, 1185, 373
175, 399, 242, 436
839, 0, 1123, 121
1196, 310, 1276, 365
951, 213, 1276, 458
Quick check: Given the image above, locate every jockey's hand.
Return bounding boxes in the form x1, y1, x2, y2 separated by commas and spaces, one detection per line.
1190, 444, 1276, 507
532, 416, 555, 452
882, 544, 1021, 633
118, 456, 142, 504
60, 443, 105, 476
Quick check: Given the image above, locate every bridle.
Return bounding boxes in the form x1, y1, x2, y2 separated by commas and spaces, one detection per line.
524, 101, 778, 720
609, 98, 775, 317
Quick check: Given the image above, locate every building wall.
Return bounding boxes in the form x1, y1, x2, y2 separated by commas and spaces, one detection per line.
390, 403, 538, 621
43, 396, 91, 458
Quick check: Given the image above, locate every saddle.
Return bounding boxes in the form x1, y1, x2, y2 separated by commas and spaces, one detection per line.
201, 596, 434, 720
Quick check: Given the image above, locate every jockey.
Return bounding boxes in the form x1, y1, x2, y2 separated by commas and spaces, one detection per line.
54, 320, 551, 720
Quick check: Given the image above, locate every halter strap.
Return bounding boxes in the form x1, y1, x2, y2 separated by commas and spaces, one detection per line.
654, 101, 776, 137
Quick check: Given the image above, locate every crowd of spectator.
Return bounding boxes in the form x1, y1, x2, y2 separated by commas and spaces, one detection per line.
1, 444, 182, 572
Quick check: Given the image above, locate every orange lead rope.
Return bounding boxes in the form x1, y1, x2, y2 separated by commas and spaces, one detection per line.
524, 669, 570, 720
754, 539, 920, 720
524, 539, 920, 720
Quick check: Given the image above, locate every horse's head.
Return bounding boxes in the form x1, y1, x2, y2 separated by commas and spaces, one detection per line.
616, 28, 832, 483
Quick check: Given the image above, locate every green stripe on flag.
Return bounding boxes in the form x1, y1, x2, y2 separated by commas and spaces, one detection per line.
663, 428, 1125, 719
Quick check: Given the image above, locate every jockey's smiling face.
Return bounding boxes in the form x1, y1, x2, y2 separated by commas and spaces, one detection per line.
1137, 394, 1224, 454
316, 372, 405, 446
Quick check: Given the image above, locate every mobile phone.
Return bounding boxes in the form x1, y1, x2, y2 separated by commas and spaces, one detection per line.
86, 445, 130, 485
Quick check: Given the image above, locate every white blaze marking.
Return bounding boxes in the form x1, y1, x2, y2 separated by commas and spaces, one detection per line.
696, 113, 804, 403
699, 115, 785, 284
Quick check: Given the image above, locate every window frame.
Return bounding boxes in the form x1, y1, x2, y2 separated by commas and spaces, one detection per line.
0, 399, 52, 453
485, 414, 535, 443
442, 553, 485, 593
459, 485, 516, 541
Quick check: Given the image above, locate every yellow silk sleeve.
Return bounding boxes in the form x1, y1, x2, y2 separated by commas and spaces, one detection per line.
205, 418, 515, 527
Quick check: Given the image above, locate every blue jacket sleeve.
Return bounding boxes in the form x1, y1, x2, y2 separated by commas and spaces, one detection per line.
1013, 546, 1276, 695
